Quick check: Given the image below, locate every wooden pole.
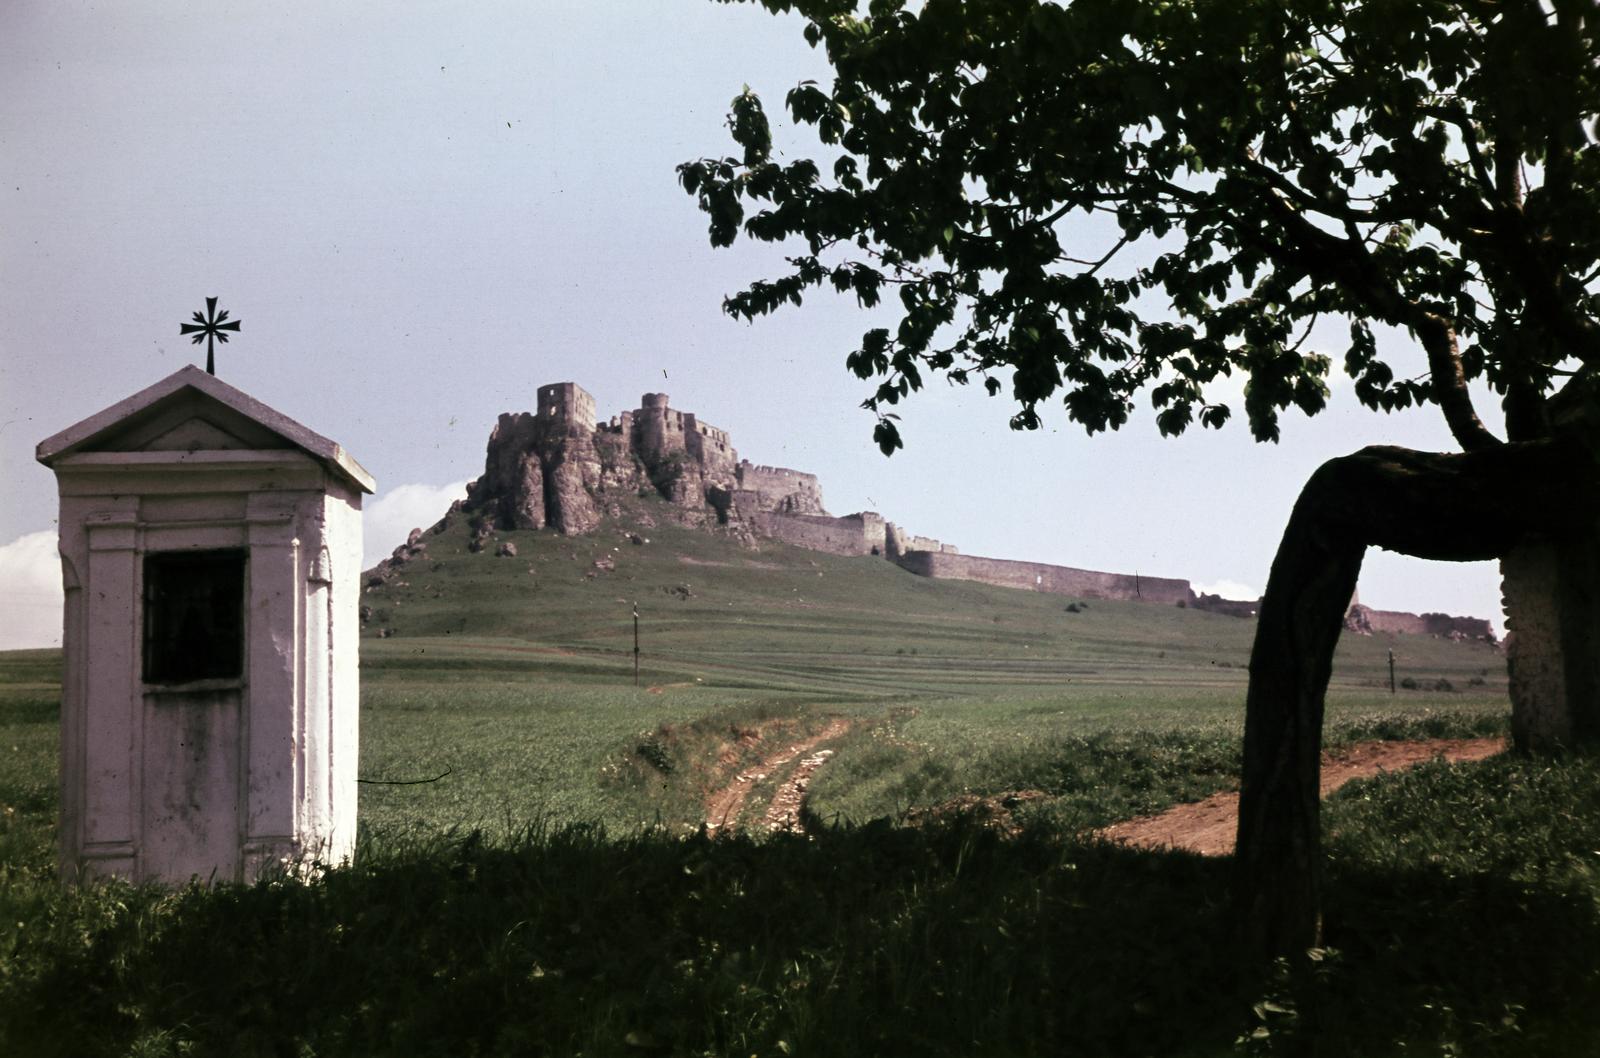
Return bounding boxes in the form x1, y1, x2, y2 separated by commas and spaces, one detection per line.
1388, 648, 1396, 694
633, 602, 640, 688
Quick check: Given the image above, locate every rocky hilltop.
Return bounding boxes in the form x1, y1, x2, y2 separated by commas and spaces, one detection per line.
372, 381, 1495, 642
461, 383, 826, 541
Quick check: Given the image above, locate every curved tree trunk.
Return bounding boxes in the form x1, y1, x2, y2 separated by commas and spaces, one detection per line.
1234, 440, 1600, 957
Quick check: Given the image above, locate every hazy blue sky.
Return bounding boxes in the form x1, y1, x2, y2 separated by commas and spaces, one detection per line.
1, 0, 1505, 648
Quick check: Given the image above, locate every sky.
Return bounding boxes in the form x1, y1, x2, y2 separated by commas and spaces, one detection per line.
1, 0, 1507, 650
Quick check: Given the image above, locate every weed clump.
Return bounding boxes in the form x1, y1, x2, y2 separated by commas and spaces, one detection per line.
634, 733, 673, 775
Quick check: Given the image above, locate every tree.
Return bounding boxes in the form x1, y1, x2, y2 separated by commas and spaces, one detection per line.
680, 0, 1600, 954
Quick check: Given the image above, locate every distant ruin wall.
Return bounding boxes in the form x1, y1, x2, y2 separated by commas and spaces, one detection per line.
1347, 604, 1494, 640
1191, 593, 1260, 619
753, 511, 885, 556
885, 522, 956, 557
896, 551, 1192, 604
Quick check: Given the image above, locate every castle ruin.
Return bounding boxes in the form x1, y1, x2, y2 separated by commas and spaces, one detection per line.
451, 381, 1494, 639
464, 383, 892, 557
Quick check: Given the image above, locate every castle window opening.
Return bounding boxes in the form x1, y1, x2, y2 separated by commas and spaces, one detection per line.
142, 549, 247, 684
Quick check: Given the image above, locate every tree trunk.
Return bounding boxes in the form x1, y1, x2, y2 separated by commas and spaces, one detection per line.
1502, 536, 1600, 750
1234, 440, 1600, 957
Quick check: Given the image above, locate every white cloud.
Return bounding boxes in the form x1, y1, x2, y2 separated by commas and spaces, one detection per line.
0, 530, 63, 650
363, 480, 470, 569
1193, 579, 1259, 601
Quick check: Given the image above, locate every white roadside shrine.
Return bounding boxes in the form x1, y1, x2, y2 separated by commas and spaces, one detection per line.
36, 366, 374, 884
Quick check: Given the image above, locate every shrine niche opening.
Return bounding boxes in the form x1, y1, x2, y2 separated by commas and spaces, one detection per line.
141, 549, 247, 685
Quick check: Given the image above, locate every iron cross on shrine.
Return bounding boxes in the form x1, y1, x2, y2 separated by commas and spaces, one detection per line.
179, 297, 243, 375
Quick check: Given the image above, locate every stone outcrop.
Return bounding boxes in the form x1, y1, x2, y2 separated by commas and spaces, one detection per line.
463, 383, 879, 547
467, 385, 609, 535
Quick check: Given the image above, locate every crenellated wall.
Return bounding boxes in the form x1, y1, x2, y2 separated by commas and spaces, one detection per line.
885, 523, 960, 557
736, 461, 827, 515
894, 550, 1193, 604
752, 511, 886, 556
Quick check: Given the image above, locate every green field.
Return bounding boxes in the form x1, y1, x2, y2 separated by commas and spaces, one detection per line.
353, 503, 1510, 835
4, 503, 1598, 1056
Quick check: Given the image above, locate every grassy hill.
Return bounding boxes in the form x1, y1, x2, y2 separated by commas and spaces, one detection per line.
363, 493, 1502, 700
351, 494, 1508, 835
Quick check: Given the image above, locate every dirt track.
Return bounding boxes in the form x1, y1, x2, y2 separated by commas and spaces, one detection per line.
1098, 737, 1506, 856
703, 718, 852, 834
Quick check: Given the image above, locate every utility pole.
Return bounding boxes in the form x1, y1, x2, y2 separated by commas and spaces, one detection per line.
633, 601, 640, 688
1388, 648, 1396, 694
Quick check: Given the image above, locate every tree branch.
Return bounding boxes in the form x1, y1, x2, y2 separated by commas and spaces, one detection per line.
1226, 176, 1502, 449
1416, 314, 1503, 451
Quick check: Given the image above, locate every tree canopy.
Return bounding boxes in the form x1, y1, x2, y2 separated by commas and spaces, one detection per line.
680, 0, 1600, 455
682, 0, 1600, 956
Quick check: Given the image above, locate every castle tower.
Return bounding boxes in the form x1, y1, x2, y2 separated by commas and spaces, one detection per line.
633, 392, 686, 467
536, 383, 596, 433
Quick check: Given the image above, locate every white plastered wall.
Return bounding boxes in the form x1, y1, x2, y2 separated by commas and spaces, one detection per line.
52, 454, 362, 884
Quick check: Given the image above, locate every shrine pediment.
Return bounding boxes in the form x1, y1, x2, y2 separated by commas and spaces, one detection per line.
139, 415, 260, 453
37, 366, 374, 493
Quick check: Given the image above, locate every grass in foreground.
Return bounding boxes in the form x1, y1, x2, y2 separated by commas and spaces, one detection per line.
0, 512, 1551, 1056
3, 749, 1600, 1057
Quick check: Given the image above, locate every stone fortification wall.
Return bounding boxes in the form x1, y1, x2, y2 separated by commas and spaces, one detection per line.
685, 417, 737, 482
753, 511, 886, 556
1191, 593, 1260, 618
737, 461, 826, 515
883, 524, 953, 557
896, 550, 1192, 604
885, 522, 957, 557
1346, 603, 1494, 641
